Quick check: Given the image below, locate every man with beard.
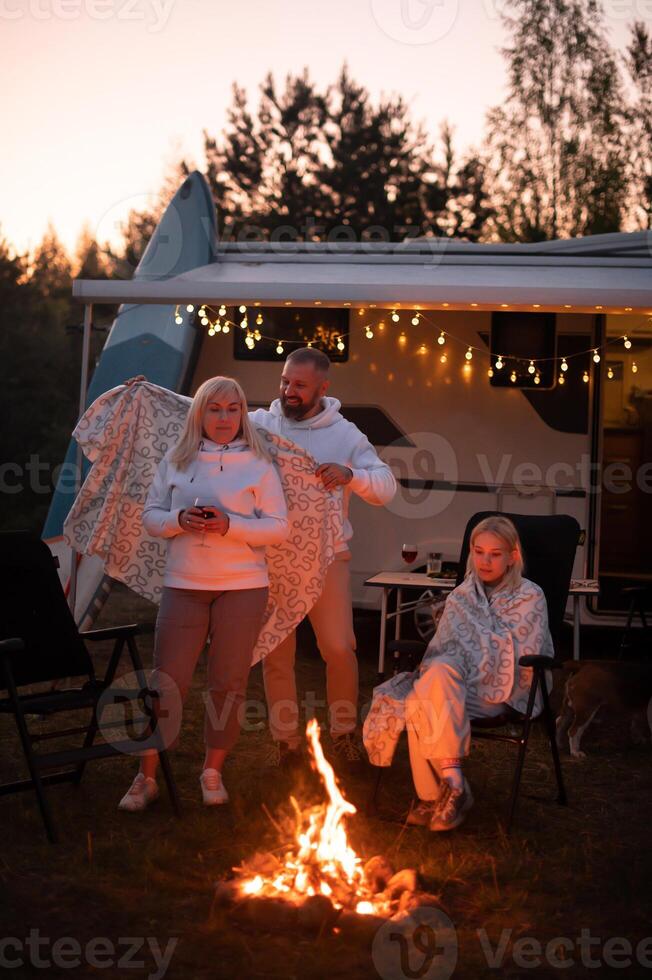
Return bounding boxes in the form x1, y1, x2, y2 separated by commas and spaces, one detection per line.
250, 347, 397, 770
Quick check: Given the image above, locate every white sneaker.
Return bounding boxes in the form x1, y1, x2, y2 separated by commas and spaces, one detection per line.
118, 773, 159, 812
200, 768, 229, 806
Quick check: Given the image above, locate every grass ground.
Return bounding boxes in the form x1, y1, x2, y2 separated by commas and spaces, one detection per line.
1, 584, 651, 980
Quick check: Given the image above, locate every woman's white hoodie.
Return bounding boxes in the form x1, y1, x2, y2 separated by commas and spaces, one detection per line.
142, 438, 288, 590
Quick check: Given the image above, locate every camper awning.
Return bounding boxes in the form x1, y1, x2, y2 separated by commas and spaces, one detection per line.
73, 231, 652, 312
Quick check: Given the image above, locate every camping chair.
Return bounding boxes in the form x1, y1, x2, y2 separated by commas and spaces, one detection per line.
369, 511, 581, 833
0, 532, 181, 843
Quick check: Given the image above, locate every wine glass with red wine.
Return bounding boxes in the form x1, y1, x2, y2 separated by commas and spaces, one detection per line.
401, 543, 418, 565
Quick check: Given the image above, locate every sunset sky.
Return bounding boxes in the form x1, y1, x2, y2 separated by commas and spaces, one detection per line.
0, 0, 639, 258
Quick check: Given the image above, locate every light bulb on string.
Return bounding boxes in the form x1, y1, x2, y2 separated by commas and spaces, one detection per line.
440, 353, 447, 364
186, 304, 194, 313
437, 331, 446, 346
561, 357, 568, 372
624, 336, 632, 349
465, 347, 473, 361
174, 306, 183, 326
218, 305, 226, 317
534, 372, 541, 385
256, 313, 263, 326
487, 368, 494, 378
276, 343, 284, 355
632, 361, 638, 373
582, 370, 589, 383
245, 334, 255, 350
222, 324, 230, 334
528, 360, 536, 375
240, 317, 248, 330
254, 329, 261, 342
391, 310, 400, 323
365, 327, 374, 340
495, 356, 503, 370
398, 332, 407, 347
337, 337, 345, 352
607, 366, 614, 379
199, 306, 206, 318
510, 370, 517, 383
215, 320, 222, 333
208, 327, 215, 337
411, 314, 420, 326
201, 317, 209, 327
593, 350, 600, 364
558, 373, 565, 386
239, 305, 247, 314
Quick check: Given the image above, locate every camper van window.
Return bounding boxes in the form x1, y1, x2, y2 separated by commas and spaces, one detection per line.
232, 307, 349, 362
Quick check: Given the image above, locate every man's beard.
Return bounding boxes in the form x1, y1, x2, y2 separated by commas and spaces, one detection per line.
281, 391, 322, 420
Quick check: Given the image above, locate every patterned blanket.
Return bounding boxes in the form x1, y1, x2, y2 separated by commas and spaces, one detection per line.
364, 574, 553, 765
63, 382, 343, 664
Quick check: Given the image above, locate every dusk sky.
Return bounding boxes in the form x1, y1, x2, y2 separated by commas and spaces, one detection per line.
0, 0, 640, 258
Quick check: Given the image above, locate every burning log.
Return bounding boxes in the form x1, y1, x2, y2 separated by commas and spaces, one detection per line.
215, 721, 443, 935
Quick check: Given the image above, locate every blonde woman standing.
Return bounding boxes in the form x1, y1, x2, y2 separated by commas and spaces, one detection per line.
119, 376, 288, 812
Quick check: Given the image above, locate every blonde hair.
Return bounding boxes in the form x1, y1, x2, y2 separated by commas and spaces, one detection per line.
465, 515, 524, 592
170, 376, 270, 470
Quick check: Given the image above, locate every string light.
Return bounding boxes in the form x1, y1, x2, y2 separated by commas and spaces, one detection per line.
534, 372, 541, 385
245, 334, 255, 350
201, 316, 209, 326
365, 327, 374, 339
222, 323, 230, 334
256, 313, 263, 326
592, 350, 600, 363
582, 370, 589, 383
399, 332, 407, 346
510, 370, 517, 383
561, 358, 568, 372
254, 329, 261, 341
607, 366, 614, 379
239, 305, 247, 314
487, 368, 494, 378
214, 320, 222, 333
495, 356, 504, 370
337, 337, 345, 352
240, 317, 248, 330
276, 342, 284, 355
465, 347, 473, 361
528, 360, 536, 375
391, 311, 400, 322
440, 353, 447, 364
624, 336, 632, 349
208, 326, 215, 337
632, 361, 638, 373
437, 331, 446, 346
174, 305, 183, 325
411, 314, 420, 326
186, 304, 194, 313
218, 305, 226, 317
558, 373, 565, 385
199, 306, 206, 318
418, 344, 427, 355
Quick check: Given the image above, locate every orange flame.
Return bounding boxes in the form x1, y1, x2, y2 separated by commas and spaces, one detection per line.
236, 720, 387, 915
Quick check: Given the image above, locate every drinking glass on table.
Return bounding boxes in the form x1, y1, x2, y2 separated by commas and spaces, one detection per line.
401, 543, 418, 565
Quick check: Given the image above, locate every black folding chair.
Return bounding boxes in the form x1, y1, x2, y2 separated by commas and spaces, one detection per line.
0, 532, 181, 843
369, 511, 581, 833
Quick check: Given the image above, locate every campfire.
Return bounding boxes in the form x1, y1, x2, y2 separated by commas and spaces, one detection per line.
214, 720, 440, 935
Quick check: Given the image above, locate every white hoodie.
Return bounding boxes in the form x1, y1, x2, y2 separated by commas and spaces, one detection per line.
142, 438, 288, 590
249, 397, 397, 552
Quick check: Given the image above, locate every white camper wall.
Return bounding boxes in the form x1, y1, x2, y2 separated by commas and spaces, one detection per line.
191, 310, 593, 608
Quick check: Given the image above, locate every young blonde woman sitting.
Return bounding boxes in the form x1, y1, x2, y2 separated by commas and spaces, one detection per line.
118, 376, 288, 812
403, 516, 553, 831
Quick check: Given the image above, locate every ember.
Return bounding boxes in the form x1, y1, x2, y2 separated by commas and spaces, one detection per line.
216, 720, 440, 934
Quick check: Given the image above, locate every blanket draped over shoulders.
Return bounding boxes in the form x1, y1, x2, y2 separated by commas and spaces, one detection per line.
363, 574, 553, 766
63, 382, 343, 664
